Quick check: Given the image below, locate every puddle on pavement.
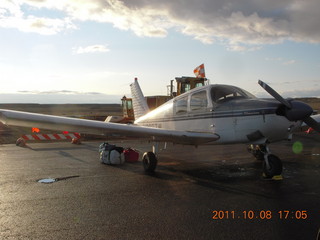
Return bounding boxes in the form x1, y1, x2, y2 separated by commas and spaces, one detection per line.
38, 175, 80, 184
38, 178, 57, 183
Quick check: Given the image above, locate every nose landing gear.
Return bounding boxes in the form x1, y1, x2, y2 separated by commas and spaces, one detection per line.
263, 154, 283, 178
248, 144, 283, 178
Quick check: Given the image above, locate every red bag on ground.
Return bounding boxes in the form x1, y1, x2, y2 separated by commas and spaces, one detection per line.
124, 148, 139, 163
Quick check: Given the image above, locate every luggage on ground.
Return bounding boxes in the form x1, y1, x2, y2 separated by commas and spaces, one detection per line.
123, 148, 139, 163
99, 142, 124, 165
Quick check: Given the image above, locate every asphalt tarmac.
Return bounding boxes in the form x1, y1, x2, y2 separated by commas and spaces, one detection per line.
0, 133, 319, 240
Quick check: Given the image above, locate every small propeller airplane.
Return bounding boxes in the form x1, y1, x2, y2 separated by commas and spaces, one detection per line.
0, 79, 319, 178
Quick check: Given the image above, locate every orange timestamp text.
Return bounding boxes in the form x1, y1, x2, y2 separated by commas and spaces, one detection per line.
212, 210, 308, 220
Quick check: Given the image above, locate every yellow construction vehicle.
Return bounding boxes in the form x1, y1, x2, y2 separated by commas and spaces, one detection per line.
105, 95, 135, 123
172, 76, 207, 96
121, 95, 135, 122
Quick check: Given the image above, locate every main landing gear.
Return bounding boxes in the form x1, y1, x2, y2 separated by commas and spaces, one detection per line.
142, 142, 158, 173
247, 144, 283, 178
142, 152, 157, 172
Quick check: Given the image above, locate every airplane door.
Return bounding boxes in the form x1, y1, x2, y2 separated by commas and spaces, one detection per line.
212, 102, 235, 142
188, 90, 212, 133
210, 86, 235, 142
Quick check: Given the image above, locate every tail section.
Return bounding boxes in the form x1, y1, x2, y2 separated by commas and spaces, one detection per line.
130, 78, 149, 120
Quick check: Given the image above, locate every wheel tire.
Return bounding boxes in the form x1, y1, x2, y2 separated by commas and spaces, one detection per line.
142, 152, 157, 173
263, 154, 282, 178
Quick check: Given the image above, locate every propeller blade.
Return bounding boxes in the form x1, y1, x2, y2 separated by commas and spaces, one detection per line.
258, 80, 292, 109
304, 117, 320, 133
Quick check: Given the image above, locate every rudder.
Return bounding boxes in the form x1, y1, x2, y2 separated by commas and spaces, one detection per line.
130, 78, 149, 120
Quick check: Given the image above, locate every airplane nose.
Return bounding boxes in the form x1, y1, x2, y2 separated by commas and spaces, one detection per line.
279, 100, 313, 121
258, 80, 320, 132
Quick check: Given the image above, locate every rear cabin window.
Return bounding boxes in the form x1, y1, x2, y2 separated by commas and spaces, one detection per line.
174, 96, 188, 114
190, 91, 208, 111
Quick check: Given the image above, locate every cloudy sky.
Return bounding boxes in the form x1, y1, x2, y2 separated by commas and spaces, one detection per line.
0, 0, 319, 103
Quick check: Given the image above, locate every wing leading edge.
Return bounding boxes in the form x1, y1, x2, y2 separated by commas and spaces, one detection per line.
0, 109, 219, 145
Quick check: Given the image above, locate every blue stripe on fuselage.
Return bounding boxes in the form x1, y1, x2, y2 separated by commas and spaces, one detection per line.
138, 108, 277, 124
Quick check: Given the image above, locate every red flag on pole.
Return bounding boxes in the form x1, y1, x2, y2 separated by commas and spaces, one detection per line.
193, 64, 205, 78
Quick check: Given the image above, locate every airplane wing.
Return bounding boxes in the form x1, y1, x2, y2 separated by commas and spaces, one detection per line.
0, 109, 219, 145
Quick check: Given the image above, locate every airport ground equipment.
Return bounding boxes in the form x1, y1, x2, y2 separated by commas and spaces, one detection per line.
16, 132, 81, 146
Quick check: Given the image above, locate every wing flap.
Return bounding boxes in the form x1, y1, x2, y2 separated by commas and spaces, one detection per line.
0, 109, 219, 145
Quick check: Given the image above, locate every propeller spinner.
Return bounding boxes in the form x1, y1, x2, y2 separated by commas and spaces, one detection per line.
258, 80, 320, 132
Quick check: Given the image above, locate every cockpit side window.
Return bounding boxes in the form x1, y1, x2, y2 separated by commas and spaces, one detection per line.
211, 86, 255, 104
190, 91, 208, 111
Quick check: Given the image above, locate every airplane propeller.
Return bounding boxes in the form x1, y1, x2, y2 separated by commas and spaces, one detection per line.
258, 80, 291, 109
258, 80, 320, 132
304, 116, 320, 132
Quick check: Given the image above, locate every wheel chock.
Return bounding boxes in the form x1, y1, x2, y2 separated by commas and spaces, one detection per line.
272, 175, 283, 180
262, 173, 283, 180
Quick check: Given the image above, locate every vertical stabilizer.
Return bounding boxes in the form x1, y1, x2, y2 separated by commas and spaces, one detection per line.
130, 78, 149, 119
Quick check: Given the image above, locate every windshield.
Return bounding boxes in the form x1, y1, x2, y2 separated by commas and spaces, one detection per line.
211, 85, 256, 103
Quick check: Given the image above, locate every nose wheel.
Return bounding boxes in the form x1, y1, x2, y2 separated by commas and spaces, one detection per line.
248, 144, 283, 178
263, 154, 282, 178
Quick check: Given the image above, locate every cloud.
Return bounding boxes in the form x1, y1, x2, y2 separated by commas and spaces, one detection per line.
282, 60, 296, 65
281, 88, 320, 98
17, 90, 102, 95
73, 44, 110, 54
0, 0, 76, 35
255, 87, 320, 98
227, 43, 262, 52
265, 57, 296, 65
2, 0, 320, 49
1, 90, 121, 103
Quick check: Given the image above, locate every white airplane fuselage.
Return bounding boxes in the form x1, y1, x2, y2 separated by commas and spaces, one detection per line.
134, 84, 301, 145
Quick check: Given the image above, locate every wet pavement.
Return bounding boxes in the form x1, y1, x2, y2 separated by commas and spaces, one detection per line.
0, 133, 319, 239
